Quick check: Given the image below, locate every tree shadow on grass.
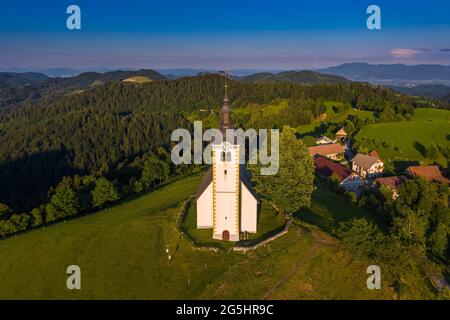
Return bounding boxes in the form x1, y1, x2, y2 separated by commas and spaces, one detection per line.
293, 207, 334, 234
413, 141, 426, 157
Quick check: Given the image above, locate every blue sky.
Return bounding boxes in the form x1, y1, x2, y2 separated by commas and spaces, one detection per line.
1, 0, 449, 70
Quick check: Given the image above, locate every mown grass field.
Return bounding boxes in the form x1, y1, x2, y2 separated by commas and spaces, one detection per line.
0, 173, 411, 300
296, 102, 375, 135
122, 76, 152, 83
355, 108, 450, 161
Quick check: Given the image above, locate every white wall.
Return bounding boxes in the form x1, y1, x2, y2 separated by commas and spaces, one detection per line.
240, 183, 257, 233
213, 192, 239, 241
212, 142, 240, 241
197, 183, 213, 228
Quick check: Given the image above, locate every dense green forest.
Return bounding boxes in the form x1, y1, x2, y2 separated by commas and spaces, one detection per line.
0, 72, 446, 237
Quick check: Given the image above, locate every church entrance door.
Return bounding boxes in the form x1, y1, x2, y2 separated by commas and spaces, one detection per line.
222, 230, 230, 241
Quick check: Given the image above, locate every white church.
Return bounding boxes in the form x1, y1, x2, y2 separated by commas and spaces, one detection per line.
195, 85, 259, 241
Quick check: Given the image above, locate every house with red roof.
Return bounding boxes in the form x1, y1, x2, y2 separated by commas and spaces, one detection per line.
308, 143, 345, 161
406, 166, 449, 184
374, 176, 407, 199
314, 156, 364, 192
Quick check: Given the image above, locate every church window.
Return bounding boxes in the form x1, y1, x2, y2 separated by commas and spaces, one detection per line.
226, 151, 232, 161
221, 151, 226, 162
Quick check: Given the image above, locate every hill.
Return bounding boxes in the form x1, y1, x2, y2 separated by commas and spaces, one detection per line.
319, 63, 450, 81
0, 72, 49, 87
48, 69, 165, 87
354, 108, 450, 161
239, 70, 349, 84
0, 173, 395, 299
0, 69, 166, 110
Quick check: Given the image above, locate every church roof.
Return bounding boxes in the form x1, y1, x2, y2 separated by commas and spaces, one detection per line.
239, 165, 259, 200
195, 165, 259, 201
195, 167, 213, 200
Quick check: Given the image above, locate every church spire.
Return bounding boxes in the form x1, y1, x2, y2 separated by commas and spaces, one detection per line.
219, 76, 233, 134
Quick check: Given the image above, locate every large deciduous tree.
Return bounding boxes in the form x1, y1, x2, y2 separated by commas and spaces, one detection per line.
250, 126, 314, 214
92, 178, 119, 207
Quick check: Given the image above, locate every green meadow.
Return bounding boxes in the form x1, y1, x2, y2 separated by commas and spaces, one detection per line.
0, 172, 402, 300
355, 108, 450, 161
296, 101, 375, 135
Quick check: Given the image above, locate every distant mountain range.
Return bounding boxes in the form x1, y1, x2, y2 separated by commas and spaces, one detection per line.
318, 63, 450, 81
237, 70, 349, 84
2, 67, 450, 104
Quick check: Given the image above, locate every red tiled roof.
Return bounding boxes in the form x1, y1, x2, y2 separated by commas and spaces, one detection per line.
369, 150, 381, 160
374, 176, 406, 190
314, 156, 351, 182
308, 143, 344, 156
407, 166, 450, 184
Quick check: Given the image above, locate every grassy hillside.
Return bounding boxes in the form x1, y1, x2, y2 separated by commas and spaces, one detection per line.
0, 173, 410, 300
296, 101, 375, 135
355, 108, 450, 161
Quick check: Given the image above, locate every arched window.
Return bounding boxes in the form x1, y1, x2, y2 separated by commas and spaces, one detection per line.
221, 151, 226, 162
226, 151, 232, 162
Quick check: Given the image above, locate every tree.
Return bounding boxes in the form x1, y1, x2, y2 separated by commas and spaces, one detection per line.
0, 203, 10, 218
250, 126, 314, 214
392, 206, 429, 246
428, 223, 448, 257
337, 218, 385, 259
45, 178, 80, 223
92, 178, 119, 207
30, 207, 43, 227
140, 156, 171, 188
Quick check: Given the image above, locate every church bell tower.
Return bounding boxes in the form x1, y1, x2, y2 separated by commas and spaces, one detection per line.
212, 83, 240, 241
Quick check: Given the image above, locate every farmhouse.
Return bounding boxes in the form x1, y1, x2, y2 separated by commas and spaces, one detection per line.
374, 176, 407, 199
351, 153, 384, 179
335, 126, 347, 142
407, 166, 450, 184
313, 156, 364, 192
315, 135, 334, 145
308, 143, 345, 160
196, 86, 258, 241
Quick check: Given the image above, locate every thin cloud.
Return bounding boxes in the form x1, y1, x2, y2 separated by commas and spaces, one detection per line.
390, 48, 419, 58
440, 48, 450, 52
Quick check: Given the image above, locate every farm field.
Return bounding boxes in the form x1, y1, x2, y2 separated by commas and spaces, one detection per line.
355, 108, 450, 161
0, 173, 404, 300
